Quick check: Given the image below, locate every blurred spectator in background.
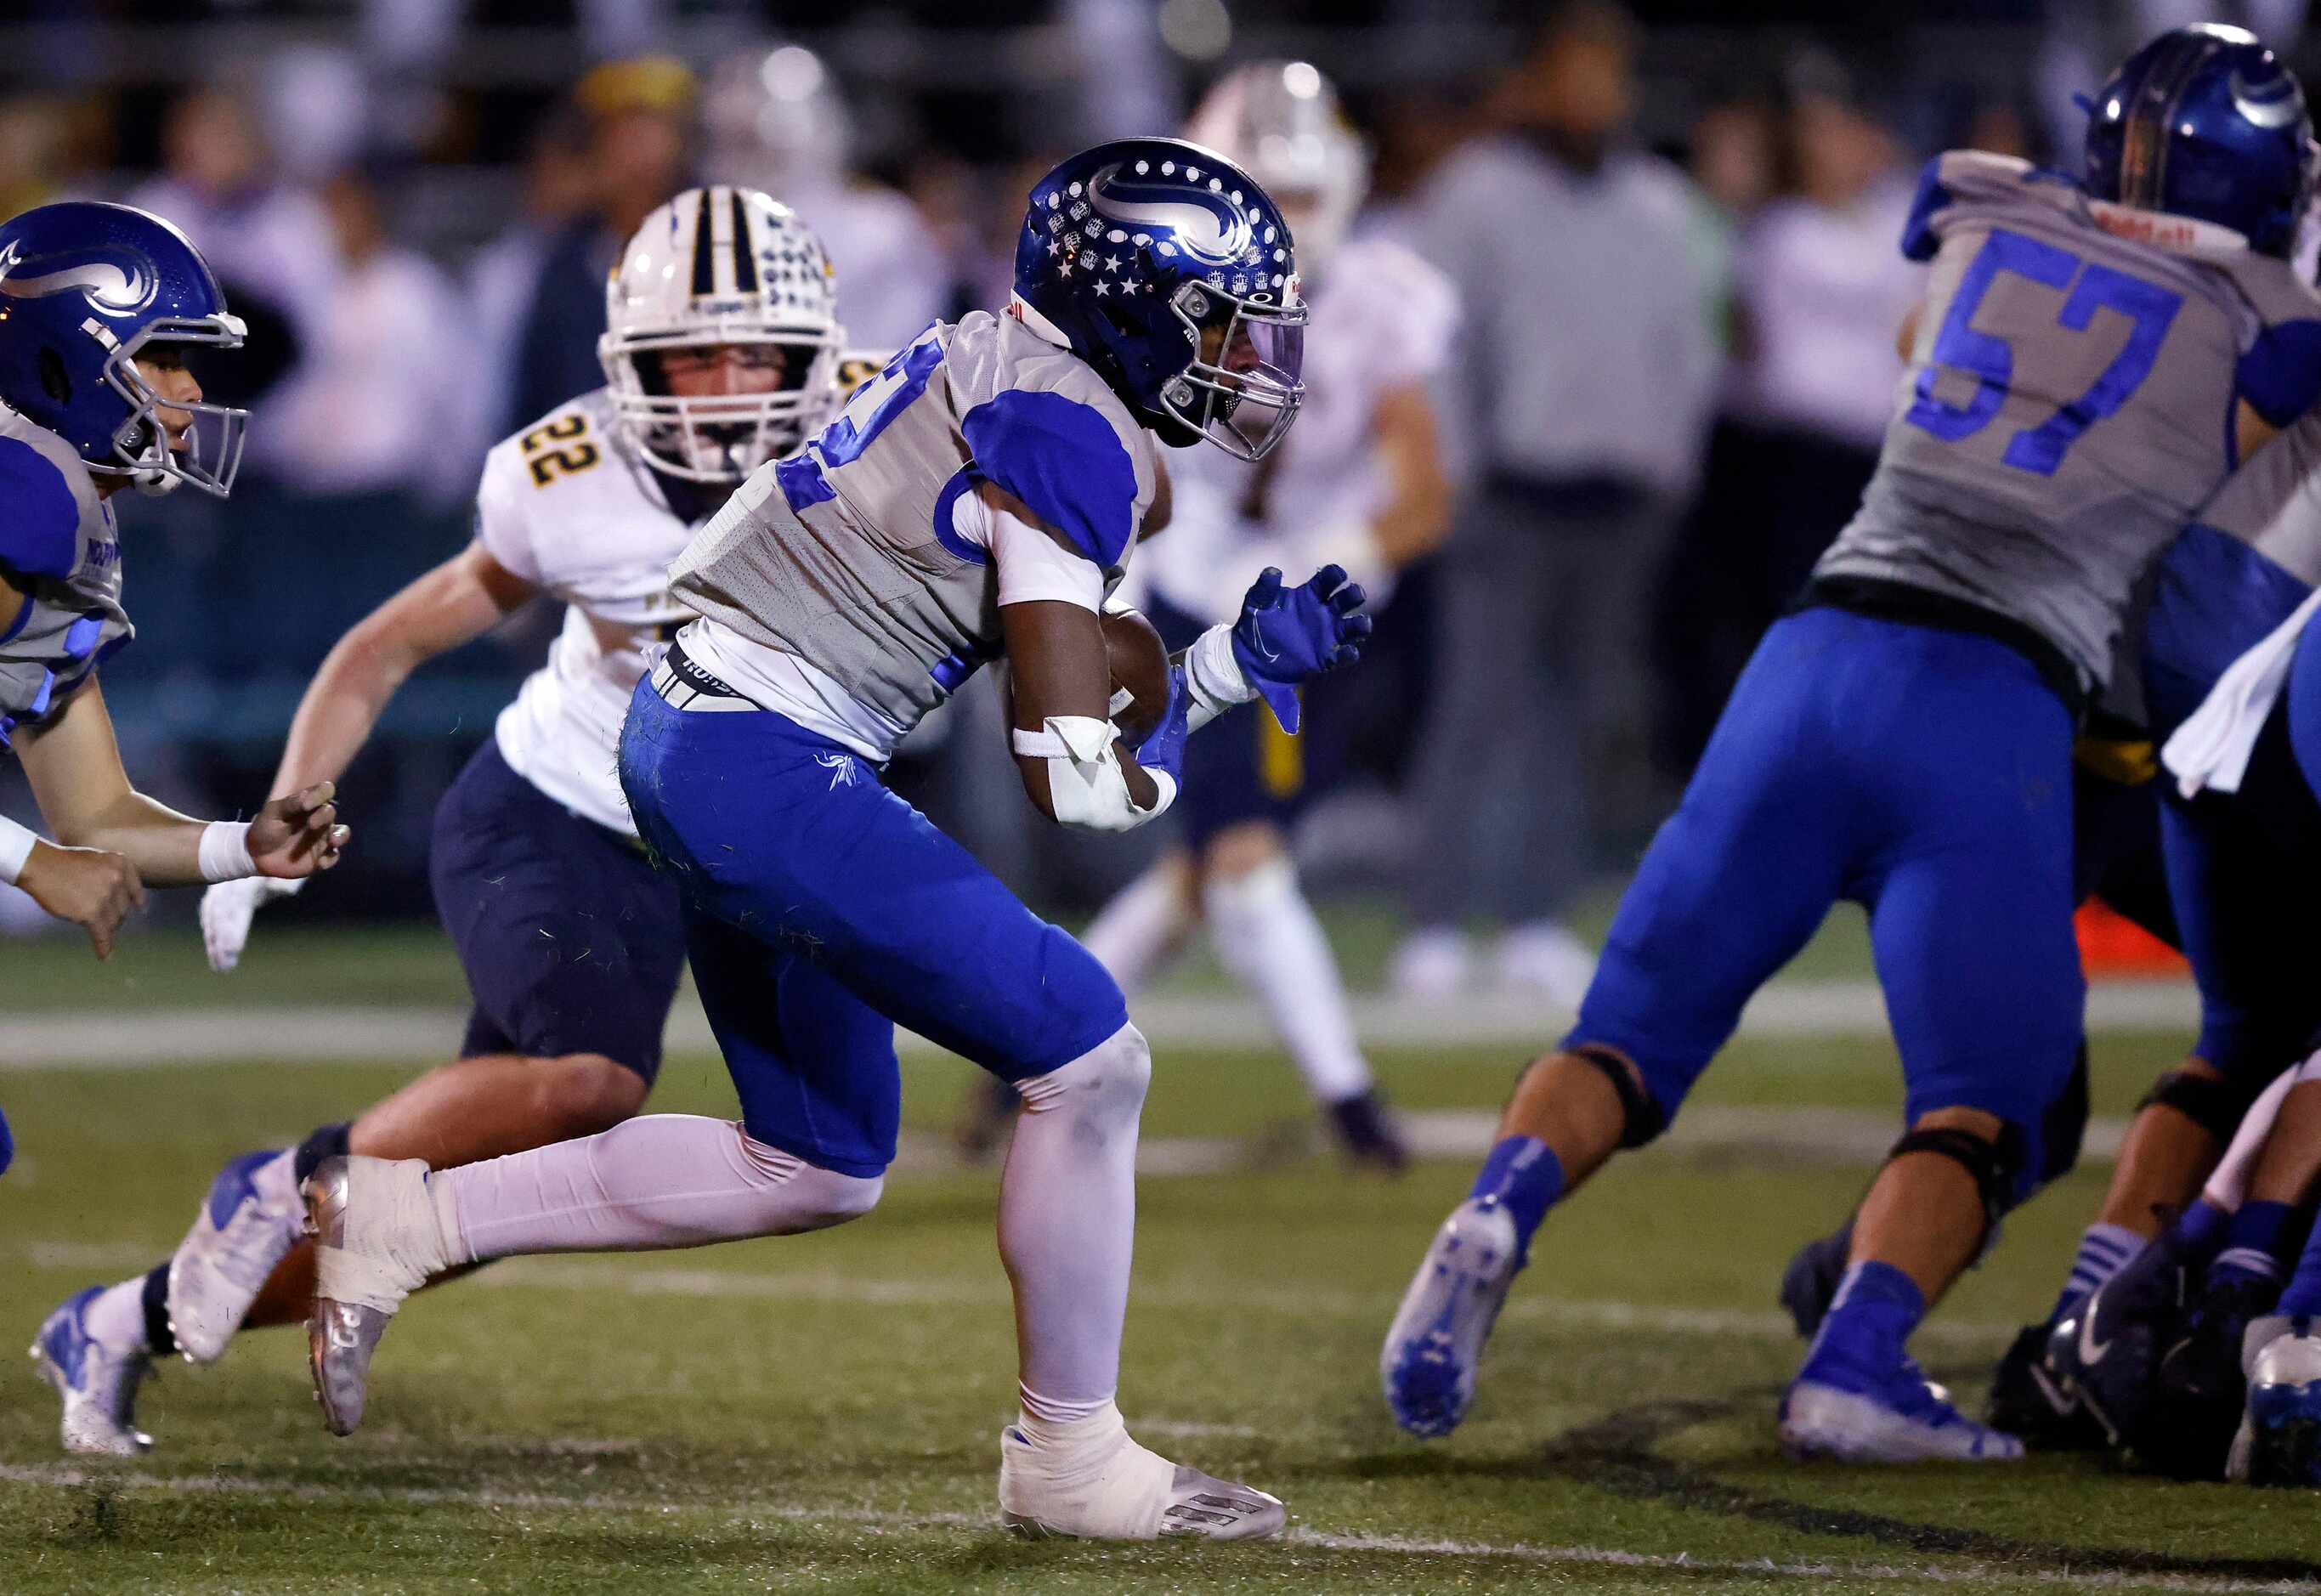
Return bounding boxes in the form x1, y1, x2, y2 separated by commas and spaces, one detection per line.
127, 86, 332, 452
0, 94, 76, 218
468, 105, 597, 485
1390, 0, 1721, 1004
267, 162, 477, 507
501, 56, 694, 436
702, 43, 952, 356
1655, 56, 1921, 770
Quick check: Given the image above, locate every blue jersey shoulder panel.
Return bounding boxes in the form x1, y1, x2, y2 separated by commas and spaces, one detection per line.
2238, 318, 2321, 428
0, 433, 82, 580
960, 388, 1139, 569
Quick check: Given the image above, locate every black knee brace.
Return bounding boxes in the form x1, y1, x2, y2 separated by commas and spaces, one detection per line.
2139, 1067, 2266, 1142
1885, 1122, 2027, 1250
1569, 1044, 1667, 1149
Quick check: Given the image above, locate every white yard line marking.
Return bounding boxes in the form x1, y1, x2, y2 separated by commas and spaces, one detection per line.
0, 978, 2199, 1067
0, 1463, 2301, 1593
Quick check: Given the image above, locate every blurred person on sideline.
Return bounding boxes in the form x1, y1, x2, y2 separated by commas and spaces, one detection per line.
702, 43, 950, 354
267, 162, 476, 508
1658, 59, 1922, 770
1389, 1, 1721, 1005
503, 57, 696, 436
469, 106, 597, 490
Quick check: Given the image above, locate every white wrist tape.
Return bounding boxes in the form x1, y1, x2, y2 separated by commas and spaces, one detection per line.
1183, 625, 1255, 733
198, 820, 258, 884
0, 815, 38, 886
1013, 715, 1174, 830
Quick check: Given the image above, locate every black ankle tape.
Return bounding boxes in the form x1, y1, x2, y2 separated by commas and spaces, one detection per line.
1569, 1045, 1665, 1149
141, 1264, 177, 1360
293, 1123, 352, 1186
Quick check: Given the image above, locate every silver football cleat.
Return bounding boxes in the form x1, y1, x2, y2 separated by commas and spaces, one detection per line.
303, 1157, 395, 1438
996, 1424, 1286, 1541
168, 1149, 302, 1364
31, 1288, 154, 1457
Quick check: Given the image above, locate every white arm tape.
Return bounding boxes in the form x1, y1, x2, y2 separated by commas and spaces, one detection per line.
1182, 625, 1255, 733
1012, 716, 1174, 830
0, 815, 38, 886
198, 820, 258, 884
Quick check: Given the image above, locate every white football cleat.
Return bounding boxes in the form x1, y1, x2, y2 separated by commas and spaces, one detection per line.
1492, 921, 1599, 1008
2234, 1314, 2321, 1486
303, 1154, 441, 1437
1387, 928, 1473, 1000
1780, 1361, 2024, 1463
1380, 1197, 1520, 1438
168, 1149, 302, 1364
996, 1410, 1284, 1541
31, 1288, 153, 1457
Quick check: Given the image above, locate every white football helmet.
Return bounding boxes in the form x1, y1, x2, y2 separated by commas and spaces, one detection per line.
597, 185, 845, 484
1184, 61, 1370, 273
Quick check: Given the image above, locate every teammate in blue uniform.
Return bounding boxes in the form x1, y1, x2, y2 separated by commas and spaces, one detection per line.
0, 202, 347, 1198
1380, 25, 2321, 1463
295, 139, 1366, 1540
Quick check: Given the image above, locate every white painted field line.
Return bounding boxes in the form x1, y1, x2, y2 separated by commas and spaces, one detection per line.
0, 1463, 2301, 1594
461, 1256, 2018, 1348
0, 977, 2200, 1067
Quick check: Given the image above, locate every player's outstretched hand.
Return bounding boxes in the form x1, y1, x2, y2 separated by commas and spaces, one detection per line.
249, 781, 351, 880
17, 840, 144, 961
201, 874, 304, 972
1231, 564, 1373, 733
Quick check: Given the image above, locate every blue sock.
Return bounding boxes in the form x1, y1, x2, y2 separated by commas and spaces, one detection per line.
2211, 1199, 2295, 1289
1469, 1135, 1563, 1265
2177, 1197, 2231, 1263
2280, 1221, 2321, 1319
2048, 1222, 2145, 1323
1805, 1261, 1927, 1378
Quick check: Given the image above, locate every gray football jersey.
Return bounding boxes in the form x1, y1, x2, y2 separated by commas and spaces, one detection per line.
671, 311, 1159, 733
0, 408, 131, 745
1815, 150, 2321, 696
2144, 407, 2321, 734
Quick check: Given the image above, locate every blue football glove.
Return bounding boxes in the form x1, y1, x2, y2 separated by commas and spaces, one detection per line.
1230, 564, 1373, 733
1124, 663, 1193, 795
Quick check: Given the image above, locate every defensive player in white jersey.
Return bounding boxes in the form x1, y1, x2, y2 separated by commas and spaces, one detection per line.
34, 189, 845, 1457
988, 63, 1455, 1170
298, 139, 1367, 1541
0, 201, 348, 1190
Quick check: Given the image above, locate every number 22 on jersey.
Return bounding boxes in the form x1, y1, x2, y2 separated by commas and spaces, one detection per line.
1906, 228, 2183, 478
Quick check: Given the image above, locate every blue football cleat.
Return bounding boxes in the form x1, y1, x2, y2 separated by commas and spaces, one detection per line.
167, 1148, 300, 1364
29, 1287, 152, 1456
1781, 1341, 2024, 1463
1380, 1197, 1520, 1438
2233, 1315, 2321, 1486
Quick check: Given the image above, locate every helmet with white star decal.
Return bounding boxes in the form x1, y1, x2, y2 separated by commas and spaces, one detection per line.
1011, 137, 1307, 461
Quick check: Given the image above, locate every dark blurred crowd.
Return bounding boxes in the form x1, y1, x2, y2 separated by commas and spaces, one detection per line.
0, 0, 2288, 954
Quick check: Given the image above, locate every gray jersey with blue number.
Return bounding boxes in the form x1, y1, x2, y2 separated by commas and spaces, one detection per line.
1815, 151, 2321, 695
671, 310, 1158, 733
0, 407, 131, 741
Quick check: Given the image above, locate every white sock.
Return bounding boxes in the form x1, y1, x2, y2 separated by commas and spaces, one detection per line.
999, 1024, 1150, 1406
1080, 861, 1195, 993
433, 1114, 880, 1263
1203, 857, 1372, 1104
84, 1278, 150, 1355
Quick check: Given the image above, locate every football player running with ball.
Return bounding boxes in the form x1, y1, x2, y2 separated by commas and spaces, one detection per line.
1381, 24, 2321, 1462
297, 139, 1367, 1541
35, 189, 845, 1456
0, 202, 347, 1161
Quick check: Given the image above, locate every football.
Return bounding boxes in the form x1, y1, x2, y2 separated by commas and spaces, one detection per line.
1102, 607, 1172, 746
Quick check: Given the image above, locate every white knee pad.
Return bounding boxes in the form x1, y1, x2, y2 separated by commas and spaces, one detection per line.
1016, 1023, 1152, 1135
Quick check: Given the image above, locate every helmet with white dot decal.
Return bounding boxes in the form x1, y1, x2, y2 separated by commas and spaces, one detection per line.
1011, 137, 1307, 461
597, 185, 846, 484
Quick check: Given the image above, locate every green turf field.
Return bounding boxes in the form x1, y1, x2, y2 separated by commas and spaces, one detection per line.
1, 927, 2309, 1593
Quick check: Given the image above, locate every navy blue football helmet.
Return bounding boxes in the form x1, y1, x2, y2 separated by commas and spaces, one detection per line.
0, 201, 247, 496
1013, 138, 1305, 461
2083, 23, 2317, 258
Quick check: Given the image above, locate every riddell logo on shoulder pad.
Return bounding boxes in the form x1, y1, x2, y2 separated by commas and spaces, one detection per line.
2089, 205, 2198, 249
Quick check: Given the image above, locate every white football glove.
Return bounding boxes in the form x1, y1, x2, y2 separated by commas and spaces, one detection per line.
200, 873, 303, 971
